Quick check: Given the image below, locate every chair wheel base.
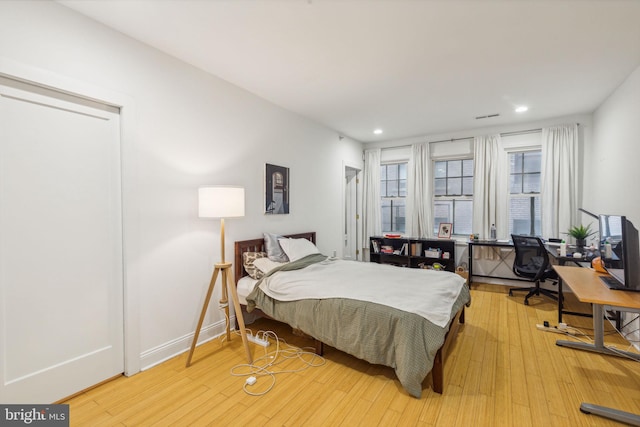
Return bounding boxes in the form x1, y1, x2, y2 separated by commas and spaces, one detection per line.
509, 284, 558, 305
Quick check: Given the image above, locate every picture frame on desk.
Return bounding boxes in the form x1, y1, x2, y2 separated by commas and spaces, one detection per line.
438, 223, 452, 239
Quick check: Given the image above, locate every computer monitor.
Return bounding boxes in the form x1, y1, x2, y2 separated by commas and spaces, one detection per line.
598, 214, 640, 292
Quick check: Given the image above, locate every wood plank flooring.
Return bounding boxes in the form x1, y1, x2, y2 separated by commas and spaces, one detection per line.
64, 283, 640, 426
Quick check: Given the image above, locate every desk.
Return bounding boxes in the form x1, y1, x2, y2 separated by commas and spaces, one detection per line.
546, 246, 598, 323
553, 265, 640, 426
467, 240, 524, 285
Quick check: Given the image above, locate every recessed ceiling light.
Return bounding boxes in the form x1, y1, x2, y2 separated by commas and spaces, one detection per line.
515, 106, 528, 113
373, 129, 383, 135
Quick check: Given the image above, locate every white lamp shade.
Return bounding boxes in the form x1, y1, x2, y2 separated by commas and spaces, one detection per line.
198, 186, 245, 218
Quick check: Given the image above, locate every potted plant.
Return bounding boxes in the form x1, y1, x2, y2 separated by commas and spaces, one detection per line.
565, 224, 597, 248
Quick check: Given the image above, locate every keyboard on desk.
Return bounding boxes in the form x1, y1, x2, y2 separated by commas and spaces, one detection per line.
600, 276, 623, 290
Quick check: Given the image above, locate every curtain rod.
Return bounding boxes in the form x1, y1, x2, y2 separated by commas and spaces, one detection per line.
428, 127, 543, 144
381, 123, 580, 149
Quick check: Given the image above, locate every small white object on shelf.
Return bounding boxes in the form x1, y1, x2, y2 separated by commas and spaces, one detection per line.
424, 248, 441, 258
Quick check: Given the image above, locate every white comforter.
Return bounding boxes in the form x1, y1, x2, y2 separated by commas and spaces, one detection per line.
258, 258, 466, 328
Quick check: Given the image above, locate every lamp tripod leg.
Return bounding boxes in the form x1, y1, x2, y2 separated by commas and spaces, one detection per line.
186, 264, 253, 367
219, 271, 232, 342
185, 267, 221, 367
225, 268, 253, 364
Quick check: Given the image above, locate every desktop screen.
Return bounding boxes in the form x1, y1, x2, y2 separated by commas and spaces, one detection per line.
599, 214, 640, 292
599, 215, 623, 282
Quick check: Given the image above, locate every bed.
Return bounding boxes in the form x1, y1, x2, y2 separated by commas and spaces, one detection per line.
234, 232, 470, 398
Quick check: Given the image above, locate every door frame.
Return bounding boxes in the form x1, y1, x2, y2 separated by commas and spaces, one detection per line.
342, 162, 362, 260
0, 57, 141, 376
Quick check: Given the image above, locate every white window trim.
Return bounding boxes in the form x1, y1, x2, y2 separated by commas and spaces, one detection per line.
432, 157, 474, 237
507, 149, 542, 236
380, 161, 408, 234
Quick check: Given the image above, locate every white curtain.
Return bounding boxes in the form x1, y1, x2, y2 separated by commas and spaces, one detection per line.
472, 134, 505, 260
361, 148, 382, 250
408, 142, 433, 238
541, 124, 578, 240
473, 134, 507, 242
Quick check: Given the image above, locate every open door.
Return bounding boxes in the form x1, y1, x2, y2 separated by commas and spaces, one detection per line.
344, 166, 361, 260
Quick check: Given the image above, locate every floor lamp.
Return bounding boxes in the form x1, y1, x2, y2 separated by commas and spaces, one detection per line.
186, 185, 252, 367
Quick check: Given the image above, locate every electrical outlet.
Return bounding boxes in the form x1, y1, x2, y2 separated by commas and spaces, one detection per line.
247, 333, 270, 347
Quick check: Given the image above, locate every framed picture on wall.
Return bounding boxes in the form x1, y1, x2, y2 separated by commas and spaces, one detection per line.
265, 163, 290, 214
438, 222, 452, 239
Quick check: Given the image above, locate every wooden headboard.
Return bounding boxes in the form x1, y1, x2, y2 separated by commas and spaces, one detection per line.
234, 232, 316, 284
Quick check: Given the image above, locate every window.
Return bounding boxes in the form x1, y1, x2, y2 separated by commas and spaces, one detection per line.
380, 163, 406, 233
509, 151, 541, 236
433, 159, 473, 236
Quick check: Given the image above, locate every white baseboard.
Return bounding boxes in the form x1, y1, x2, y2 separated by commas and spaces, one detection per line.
138, 317, 234, 372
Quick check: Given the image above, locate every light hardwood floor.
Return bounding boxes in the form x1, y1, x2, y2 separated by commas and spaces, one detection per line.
64, 283, 640, 426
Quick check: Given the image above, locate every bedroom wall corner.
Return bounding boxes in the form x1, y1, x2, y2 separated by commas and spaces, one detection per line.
0, 0, 363, 371
586, 63, 640, 224
586, 62, 640, 350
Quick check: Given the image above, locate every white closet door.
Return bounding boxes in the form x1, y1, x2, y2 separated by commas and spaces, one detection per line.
0, 76, 124, 403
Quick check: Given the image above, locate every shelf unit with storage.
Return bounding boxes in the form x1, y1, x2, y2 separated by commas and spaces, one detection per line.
369, 236, 456, 272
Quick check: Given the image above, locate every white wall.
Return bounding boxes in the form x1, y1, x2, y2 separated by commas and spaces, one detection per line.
586, 64, 640, 223
586, 63, 640, 346
0, 1, 362, 369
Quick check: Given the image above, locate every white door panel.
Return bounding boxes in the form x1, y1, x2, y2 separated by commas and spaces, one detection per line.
0, 76, 123, 403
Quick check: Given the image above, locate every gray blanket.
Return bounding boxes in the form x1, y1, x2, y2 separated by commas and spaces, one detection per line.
246, 255, 471, 398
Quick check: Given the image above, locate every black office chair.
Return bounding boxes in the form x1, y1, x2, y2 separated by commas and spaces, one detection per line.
508, 234, 559, 305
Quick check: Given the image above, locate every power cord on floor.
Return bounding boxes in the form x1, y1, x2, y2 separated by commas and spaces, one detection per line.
538, 320, 640, 363
608, 318, 640, 360
208, 305, 326, 396
229, 330, 326, 396
622, 328, 640, 343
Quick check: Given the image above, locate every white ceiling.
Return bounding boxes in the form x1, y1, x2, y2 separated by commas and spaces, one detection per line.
58, 0, 640, 143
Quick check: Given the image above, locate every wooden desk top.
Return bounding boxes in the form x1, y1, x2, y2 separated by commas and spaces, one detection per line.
554, 265, 640, 309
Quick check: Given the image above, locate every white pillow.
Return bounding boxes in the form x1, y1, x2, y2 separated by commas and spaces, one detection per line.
253, 257, 288, 274
278, 238, 320, 262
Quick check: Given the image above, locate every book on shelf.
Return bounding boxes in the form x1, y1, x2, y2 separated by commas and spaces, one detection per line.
410, 242, 422, 256
388, 243, 411, 256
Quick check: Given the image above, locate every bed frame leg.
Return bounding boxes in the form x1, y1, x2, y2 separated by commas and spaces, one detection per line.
314, 339, 324, 356
432, 351, 444, 394
431, 306, 465, 394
